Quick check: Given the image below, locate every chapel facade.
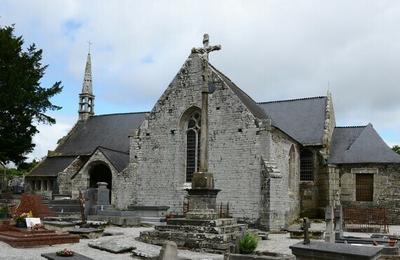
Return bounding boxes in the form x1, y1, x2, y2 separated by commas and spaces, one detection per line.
26, 39, 400, 230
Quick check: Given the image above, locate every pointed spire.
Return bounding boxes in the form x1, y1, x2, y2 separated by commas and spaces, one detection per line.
81, 52, 92, 94
79, 50, 95, 121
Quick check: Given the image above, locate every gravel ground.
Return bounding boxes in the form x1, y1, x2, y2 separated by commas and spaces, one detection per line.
0, 226, 222, 260
2, 224, 399, 260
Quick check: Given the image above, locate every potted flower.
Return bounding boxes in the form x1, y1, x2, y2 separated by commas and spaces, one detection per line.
56, 248, 74, 257
14, 211, 33, 228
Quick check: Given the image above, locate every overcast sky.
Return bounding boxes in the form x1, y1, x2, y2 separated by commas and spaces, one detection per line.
1, 0, 399, 161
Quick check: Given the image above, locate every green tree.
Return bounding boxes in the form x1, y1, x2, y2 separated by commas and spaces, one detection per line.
393, 145, 400, 155
0, 25, 62, 165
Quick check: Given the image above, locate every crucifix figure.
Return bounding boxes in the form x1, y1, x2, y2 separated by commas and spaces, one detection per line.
191, 34, 221, 186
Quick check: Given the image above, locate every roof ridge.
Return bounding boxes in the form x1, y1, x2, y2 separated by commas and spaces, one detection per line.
92, 111, 148, 117
209, 64, 255, 102
258, 96, 326, 104
207, 61, 267, 119
345, 124, 371, 151
335, 125, 368, 129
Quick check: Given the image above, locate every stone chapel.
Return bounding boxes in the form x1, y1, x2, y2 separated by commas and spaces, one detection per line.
26, 36, 400, 230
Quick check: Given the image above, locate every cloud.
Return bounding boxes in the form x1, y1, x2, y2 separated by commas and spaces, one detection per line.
1, 0, 400, 161
27, 115, 75, 161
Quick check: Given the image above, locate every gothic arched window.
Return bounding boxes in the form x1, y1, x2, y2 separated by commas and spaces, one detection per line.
186, 111, 201, 182
300, 149, 314, 181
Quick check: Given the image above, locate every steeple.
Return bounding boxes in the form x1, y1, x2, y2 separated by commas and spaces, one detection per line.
78, 51, 95, 121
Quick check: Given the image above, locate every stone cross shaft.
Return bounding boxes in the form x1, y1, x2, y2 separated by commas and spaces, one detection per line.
192, 34, 221, 173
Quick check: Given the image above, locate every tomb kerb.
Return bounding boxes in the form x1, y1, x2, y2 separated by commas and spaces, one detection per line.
186, 33, 221, 220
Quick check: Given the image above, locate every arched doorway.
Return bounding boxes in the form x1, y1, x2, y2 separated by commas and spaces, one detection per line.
89, 163, 112, 201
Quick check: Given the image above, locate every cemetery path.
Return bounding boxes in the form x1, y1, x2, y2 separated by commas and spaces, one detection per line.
1, 224, 399, 259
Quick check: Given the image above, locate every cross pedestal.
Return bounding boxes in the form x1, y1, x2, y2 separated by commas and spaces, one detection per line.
186, 188, 220, 220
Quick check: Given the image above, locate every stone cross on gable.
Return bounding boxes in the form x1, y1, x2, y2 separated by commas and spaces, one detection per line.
191, 34, 221, 61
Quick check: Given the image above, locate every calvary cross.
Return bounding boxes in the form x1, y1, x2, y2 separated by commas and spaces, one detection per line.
191, 34, 221, 61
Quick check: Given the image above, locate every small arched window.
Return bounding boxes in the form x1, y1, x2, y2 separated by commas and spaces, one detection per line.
186, 111, 201, 182
300, 149, 314, 181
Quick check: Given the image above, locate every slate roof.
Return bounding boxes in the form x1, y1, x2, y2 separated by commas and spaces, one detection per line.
97, 147, 129, 172
28, 156, 77, 177
55, 112, 146, 156
209, 64, 268, 119
258, 97, 327, 145
329, 124, 400, 164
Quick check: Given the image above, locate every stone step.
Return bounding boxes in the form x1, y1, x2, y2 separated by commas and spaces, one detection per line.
48, 205, 81, 213
140, 217, 166, 226
141, 217, 166, 222
47, 199, 80, 205
142, 230, 239, 243
43, 216, 81, 222
96, 209, 137, 217
52, 212, 80, 217
156, 223, 241, 234
140, 230, 236, 254
167, 217, 237, 227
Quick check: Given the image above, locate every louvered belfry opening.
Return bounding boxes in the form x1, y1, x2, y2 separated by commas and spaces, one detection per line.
356, 174, 374, 201
186, 111, 201, 182
300, 149, 314, 181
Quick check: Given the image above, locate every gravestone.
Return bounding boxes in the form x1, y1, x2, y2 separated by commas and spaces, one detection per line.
84, 182, 111, 215
159, 241, 178, 260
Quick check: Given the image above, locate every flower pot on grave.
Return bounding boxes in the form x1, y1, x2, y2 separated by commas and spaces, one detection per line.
15, 220, 27, 228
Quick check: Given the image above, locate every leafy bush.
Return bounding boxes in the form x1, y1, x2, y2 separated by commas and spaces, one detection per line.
239, 232, 259, 254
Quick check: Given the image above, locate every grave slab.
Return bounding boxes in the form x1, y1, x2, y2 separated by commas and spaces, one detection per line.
68, 227, 103, 239
41, 252, 93, 260
290, 241, 384, 260
88, 239, 135, 253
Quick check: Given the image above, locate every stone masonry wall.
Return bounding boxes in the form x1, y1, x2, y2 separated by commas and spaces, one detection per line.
339, 164, 400, 224
113, 163, 136, 209
269, 129, 300, 229
57, 156, 84, 195
132, 53, 265, 223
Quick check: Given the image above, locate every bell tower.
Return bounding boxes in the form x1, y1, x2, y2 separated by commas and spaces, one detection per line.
78, 50, 94, 121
